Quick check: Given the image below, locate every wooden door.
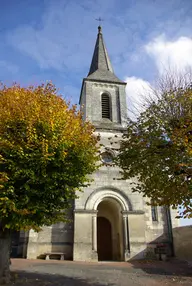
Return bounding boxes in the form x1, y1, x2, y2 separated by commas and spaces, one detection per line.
97, 217, 112, 261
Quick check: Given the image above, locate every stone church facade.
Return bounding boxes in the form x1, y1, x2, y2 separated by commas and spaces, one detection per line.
14, 26, 179, 261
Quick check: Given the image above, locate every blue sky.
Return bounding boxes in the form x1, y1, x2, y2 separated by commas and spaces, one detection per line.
1, 0, 192, 225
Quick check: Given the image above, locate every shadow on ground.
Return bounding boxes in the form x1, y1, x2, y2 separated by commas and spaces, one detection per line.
11, 270, 115, 286
10, 258, 192, 286
129, 259, 192, 277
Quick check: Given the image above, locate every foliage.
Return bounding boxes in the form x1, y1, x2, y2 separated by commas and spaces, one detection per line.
117, 85, 192, 218
0, 83, 99, 231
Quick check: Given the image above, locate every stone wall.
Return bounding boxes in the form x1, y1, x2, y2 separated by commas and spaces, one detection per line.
173, 225, 192, 261
27, 213, 74, 260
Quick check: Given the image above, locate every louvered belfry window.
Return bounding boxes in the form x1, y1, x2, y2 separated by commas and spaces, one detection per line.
101, 93, 111, 119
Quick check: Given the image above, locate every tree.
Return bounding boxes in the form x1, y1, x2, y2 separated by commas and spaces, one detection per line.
116, 74, 192, 220
0, 83, 99, 283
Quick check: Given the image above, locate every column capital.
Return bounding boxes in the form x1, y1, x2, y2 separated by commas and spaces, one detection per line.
74, 209, 98, 214
121, 210, 145, 215
122, 214, 128, 219
92, 211, 98, 217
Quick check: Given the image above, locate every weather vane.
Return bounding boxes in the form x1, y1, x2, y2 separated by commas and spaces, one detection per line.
95, 17, 104, 24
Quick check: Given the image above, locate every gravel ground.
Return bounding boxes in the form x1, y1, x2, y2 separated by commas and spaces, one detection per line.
10, 259, 192, 286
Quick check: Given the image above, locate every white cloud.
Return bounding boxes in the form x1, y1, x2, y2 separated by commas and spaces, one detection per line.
125, 76, 151, 119
145, 35, 192, 74
124, 35, 192, 119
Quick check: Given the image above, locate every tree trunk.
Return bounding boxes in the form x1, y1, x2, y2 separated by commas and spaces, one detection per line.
0, 226, 11, 284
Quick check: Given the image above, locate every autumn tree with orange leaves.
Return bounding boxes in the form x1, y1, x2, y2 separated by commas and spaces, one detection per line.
0, 83, 99, 283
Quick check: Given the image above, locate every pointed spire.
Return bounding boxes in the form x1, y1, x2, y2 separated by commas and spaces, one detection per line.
88, 26, 113, 76
86, 26, 123, 83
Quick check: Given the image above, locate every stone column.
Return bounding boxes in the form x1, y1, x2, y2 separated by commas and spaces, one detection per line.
123, 214, 130, 261
91, 212, 98, 261
92, 213, 97, 251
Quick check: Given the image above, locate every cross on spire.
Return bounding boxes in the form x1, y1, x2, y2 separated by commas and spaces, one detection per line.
95, 17, 104, 24
95, 17, 104, 33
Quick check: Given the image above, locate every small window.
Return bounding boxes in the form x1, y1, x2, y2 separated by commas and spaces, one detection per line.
151, 205, 158, 222
101, 93, 111, 119
101, 151, 113, 164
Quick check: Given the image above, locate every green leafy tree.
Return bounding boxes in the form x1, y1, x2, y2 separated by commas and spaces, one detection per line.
116, 79, 192, 220
0, 83, 99, 283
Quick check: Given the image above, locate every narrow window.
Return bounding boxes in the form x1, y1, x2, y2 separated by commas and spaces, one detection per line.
101, 93, 111, 119
151, 205, 158, 222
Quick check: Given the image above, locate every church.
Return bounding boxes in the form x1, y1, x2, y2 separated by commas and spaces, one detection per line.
13, 26, 179, 261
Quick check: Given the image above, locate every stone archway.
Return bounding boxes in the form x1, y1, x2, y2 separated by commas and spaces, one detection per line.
85, 188, 131, 262
85, 187, 132, 212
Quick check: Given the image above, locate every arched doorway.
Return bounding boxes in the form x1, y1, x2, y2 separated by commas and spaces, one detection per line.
97, 198, 123, 261
97, 217, 112, 261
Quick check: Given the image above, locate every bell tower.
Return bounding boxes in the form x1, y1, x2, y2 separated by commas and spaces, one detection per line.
74, 26, 131, 262
79, 26, 127, 131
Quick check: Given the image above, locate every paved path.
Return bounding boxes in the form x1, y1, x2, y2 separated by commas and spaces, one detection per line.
10, 259, 192, 286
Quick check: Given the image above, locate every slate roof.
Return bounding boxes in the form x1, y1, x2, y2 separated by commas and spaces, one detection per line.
85, 26, 124, 84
